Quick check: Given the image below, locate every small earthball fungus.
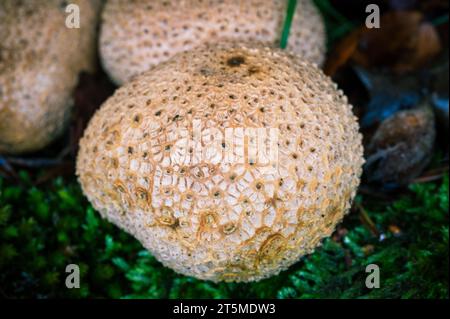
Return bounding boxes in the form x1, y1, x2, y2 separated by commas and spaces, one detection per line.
99, 0, 326, 85
77, 42, 364, 282
0, 0, 101, 154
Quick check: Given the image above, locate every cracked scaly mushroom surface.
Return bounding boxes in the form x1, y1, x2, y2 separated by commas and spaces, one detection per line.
0, 0, 101, 154
77, 43, 364, 282
100, 0, 326, 85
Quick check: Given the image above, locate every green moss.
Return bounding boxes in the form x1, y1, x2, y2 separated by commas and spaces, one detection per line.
0, 172, 448, 298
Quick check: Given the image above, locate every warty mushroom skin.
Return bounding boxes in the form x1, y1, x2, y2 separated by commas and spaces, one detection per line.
100, 0, 326, 85
0, 0, 101, 154
77, 42, 364, 282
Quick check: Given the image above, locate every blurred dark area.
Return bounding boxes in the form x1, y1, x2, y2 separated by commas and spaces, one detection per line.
322, 0, 449, 190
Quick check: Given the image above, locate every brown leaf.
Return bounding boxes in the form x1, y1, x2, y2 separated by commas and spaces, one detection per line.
352, 11, 442, 73
357, 203, 380, 237
324, 28, 363, 76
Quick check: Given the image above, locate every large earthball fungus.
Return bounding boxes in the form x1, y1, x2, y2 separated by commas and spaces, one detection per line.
99, 0, 326, 85
77, 43, 364, 282
0, 0, 101, 154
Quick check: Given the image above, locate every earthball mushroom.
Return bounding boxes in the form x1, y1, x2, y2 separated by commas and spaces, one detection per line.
77, 42, 364, 282
0, 0, 101, 154
99, 0, 326, 85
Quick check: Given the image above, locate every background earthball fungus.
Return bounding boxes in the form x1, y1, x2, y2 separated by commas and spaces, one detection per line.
77, 42, 364, 282
99, 0, 326, 85
0, 0, 101, 154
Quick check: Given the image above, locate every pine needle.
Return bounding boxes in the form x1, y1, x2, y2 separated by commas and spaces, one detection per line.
280, 0, 297, 49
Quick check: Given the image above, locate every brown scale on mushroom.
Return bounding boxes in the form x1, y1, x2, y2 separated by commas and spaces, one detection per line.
77, 42, 364, 282
99, 0, 326, 85
0, 0, 101, 154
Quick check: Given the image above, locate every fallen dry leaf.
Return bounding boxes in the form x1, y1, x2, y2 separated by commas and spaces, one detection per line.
352, 11, 442, 73
325, 11, 443, 76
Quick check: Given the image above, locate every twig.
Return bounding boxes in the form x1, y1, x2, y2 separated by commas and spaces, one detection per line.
412, 165, 449, 183
412, 173, 447, 183
2, 156, 62, 168
33, 161, 74, 186
358, 185, 394, 200
356, 202, 380, 238
0, 143, 72, 170
0, 156, 19, 180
